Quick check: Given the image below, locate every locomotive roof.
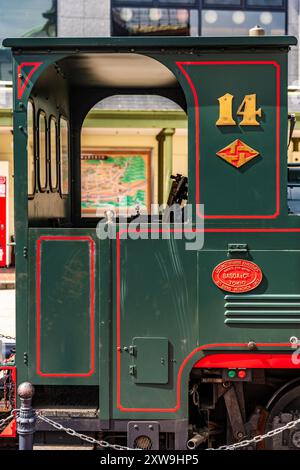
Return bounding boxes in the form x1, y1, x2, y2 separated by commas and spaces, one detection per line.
3, 36, 297, 51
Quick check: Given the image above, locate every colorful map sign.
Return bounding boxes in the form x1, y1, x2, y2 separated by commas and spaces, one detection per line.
81, 150, 151, 217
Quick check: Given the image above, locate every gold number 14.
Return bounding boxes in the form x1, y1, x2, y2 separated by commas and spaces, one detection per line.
216, 93, 262, 126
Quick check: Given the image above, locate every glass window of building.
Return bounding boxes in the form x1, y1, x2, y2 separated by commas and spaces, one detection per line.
0, 0, 57, 81
112, 6, 198, 36
111, 0, 287, 36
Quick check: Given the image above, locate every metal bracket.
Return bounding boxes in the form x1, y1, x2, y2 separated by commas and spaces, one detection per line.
129, 365, 136, 376
227, 244, 248, 256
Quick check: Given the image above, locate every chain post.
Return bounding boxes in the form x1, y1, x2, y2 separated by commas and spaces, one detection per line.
17, 382, 36, 450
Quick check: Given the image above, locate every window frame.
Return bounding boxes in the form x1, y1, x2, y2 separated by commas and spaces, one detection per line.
59, 115, 70, 198
37, 109, 47, 193
27, 99, 36, 199
49, 115, 59, 193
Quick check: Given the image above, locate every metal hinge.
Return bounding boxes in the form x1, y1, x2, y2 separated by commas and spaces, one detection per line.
129, 365, 136, 376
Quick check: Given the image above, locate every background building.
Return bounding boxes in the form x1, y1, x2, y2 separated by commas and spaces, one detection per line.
0, 0, 299, 266
0, 1, 295, 83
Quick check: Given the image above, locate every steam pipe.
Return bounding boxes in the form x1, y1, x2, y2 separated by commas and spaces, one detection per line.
187, 432, 209, 450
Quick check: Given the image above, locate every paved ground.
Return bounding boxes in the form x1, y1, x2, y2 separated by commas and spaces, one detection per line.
0, 289, 15, 337
0, 268, 15, 287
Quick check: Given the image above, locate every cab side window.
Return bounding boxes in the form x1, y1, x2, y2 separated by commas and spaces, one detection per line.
27, 101, 35, 197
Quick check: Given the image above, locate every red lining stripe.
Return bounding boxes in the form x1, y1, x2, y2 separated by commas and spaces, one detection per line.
36, 236, 95, 378
194, 353, 300, 369
176, 60, 281, 220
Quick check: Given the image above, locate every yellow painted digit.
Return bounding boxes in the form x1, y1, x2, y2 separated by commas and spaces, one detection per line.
237, 94, 262, 126
216, 93, 236, 126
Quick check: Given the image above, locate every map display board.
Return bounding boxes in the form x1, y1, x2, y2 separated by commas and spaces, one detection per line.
81, 149, 151, 217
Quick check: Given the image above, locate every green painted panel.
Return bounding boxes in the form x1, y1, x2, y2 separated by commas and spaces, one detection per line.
39, 239, 92, 375
133, 337, 169, 384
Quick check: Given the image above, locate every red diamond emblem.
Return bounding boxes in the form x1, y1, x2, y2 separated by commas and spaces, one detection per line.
216, 139, 260, 168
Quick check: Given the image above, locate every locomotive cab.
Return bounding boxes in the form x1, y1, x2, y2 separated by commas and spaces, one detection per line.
4, 35, 300, 450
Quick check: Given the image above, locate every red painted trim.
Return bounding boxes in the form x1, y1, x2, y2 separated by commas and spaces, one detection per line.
36, 236, 95, 378
176, 60, 281, 220
193, 353, 300, 369
0, 366, 17, 438
17, 62, 43, 100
